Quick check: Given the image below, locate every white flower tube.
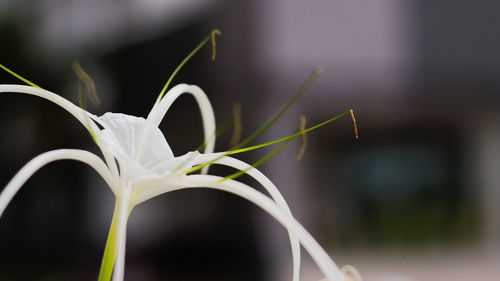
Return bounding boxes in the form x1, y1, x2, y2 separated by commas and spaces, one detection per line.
112, 185, 132, 281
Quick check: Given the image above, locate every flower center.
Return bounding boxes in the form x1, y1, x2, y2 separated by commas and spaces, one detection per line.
94, 112, 176, 177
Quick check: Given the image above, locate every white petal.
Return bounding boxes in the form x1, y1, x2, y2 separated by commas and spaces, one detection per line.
0, 85, 92, 132
0, 149, 117, 218
182, 175, 344, 281
192, 154, 301, 281
93, 113, 178, 180
138, 84, 216, 173
134, 153, 301, 281
130, 151, 201, 188
97, 112, 174, 160
131, 174, 344, 281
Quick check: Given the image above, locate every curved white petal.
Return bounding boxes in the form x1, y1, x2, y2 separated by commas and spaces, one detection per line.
137, 84, 216, 172
0, 85, 92, 132
0, 85, 120, 180
0, 149, 117, 218
131, 174, 344, 281
193, 154, 301, 281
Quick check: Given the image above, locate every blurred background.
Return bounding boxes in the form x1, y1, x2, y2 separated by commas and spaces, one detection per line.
1, 0, 499, 280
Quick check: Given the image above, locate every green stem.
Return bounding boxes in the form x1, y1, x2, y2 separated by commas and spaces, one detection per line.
98, 200, 119, 281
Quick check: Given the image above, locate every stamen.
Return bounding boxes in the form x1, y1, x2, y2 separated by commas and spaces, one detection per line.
183, 110, 350, 175
217, 138, 291, 183
229, 102, 242, 148
228, 111, 349, 155
211, 29, 222, 60
0, 63, 42, 88
78, 80, 87, 110
72, 62, 101, 107
233, 66, 323, 150
349, 109, 358, 139
156, 29, 222, 102
183, 66, 324, 174
218, 112, 313, 182
296, 115, 307, 161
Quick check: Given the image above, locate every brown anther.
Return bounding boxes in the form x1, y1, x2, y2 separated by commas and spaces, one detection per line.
296, 115, 307, 161
72, 61, 101, 106
349, 109, 358, 139
229, 102, 242, 148
210, 29, 222, 60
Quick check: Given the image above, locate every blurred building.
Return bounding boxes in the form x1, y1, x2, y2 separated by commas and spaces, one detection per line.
0, 0, 499, 280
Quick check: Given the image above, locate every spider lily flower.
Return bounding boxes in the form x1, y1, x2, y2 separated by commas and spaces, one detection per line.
0, 83, 354, 281
0, 33, 360, 280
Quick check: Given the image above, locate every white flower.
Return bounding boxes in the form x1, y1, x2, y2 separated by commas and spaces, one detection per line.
0, 82, 357, 281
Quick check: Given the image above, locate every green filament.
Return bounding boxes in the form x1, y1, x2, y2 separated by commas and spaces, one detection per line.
156, 29, 221, 103
232, 66, 323, 150
228, 111, 349, 155
217, 138, 292, 183
196, 116, 234, 153
229, 102, 242, 148
183, 111, 351, 175
182, 66, 328, 176
0, 63, 42, 88
0, 63, 100, 143
78, 80, 87, 110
